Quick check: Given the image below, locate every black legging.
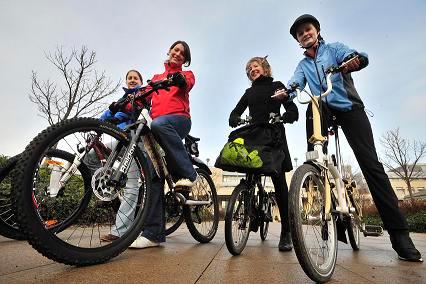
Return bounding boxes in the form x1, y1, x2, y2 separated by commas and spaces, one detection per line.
271, 172, 290, 233
306, 104, 408, 230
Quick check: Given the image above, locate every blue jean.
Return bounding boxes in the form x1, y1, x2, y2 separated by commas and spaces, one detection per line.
150, 114, 197, 181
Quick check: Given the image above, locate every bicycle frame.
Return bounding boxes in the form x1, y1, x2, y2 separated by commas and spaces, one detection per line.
294, 71, 352, 219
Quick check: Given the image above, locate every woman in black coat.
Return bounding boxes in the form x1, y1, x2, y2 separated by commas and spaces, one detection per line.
229, 56, 298, 251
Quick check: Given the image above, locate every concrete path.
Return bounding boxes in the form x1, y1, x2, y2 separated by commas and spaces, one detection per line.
1, 222, 425, 283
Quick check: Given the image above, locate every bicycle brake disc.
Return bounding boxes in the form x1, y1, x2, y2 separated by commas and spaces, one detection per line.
91, 167, 121, 201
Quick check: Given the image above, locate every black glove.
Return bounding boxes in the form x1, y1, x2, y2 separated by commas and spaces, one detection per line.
229, 116, 241, 128
168, 72, 187, 88
108, 102, 119, 114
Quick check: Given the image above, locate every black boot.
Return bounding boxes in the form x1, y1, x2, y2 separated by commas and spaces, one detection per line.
249, 216, 259, 232
389, 230, 423, 262
279, 232, 293, 252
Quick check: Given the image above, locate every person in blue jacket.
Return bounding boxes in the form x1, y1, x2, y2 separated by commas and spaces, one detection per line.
274, 14, 422, 262
99, 69, 146, 129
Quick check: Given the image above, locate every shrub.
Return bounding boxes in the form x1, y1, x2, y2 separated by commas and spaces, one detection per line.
362, 199, 426, 232
363, 199, 426, 216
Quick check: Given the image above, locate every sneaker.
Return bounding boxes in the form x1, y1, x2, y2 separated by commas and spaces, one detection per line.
175, 175, 199, 188
389, 230, 423, 262
100, 234, 119, 242
279, 232, 293, 252
129, 236, 160, 249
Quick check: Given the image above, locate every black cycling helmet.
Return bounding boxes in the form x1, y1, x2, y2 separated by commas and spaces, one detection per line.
290, 14, 320, 40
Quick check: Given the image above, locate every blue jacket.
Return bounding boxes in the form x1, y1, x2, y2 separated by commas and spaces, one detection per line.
288, 40, 368, 112
100, 110, 132, 130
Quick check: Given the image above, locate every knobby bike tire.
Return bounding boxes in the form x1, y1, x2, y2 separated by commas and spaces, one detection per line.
12, 117, 152, 265
0, 154, 26, 240
225, 183, 251, 255
288, 164, 338, 283
183, 168, 219, 243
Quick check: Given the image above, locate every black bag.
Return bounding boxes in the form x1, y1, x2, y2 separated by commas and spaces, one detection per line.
215, 122, 285, 174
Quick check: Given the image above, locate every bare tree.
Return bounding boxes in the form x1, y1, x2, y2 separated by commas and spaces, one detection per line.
340, 158, 371, 205
30, 46, 120, 125
380, 128, 426, 202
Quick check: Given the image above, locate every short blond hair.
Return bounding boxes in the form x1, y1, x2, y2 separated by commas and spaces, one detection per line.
245, 56, 272, 80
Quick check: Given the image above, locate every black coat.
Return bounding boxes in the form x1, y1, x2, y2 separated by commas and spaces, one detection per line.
229, 76, 298, 172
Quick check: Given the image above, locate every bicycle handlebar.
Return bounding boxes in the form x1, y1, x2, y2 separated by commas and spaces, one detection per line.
118, 77, 174, 108
291, 54, 360, 104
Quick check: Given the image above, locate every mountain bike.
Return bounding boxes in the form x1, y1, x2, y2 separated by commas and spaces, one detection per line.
224, 117, 279, 255
12, 78, 219, 265
287, 56, 383, 282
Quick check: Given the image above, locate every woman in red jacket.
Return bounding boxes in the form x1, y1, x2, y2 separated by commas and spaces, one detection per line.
149, 40, 198, 187
130, 40, 198, 248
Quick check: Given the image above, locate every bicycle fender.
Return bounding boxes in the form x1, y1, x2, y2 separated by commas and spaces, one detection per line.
191, 156, 211, 175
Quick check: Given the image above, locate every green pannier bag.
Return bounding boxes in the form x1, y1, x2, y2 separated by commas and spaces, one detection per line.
219, 138, 263, 169
215, 122, 285, 174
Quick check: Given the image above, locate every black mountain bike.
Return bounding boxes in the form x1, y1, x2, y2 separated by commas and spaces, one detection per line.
12, 78, 219, 265
224, 117, 278, 255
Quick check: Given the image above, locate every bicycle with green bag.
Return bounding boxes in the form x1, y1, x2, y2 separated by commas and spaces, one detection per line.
216, 115, 284, 255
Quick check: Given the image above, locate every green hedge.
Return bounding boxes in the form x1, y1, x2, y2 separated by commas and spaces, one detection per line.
364, 213, 426, 233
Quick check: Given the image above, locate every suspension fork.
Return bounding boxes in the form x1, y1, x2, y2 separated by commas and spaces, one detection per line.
110, 123, 144, 184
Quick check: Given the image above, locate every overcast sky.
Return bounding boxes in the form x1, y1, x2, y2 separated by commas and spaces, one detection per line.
1, 0, 425, 171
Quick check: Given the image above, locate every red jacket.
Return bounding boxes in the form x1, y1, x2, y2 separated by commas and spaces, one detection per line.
149, 63, 195, 119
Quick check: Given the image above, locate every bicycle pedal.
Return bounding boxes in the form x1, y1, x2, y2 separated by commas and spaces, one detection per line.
363, 225, 383, 237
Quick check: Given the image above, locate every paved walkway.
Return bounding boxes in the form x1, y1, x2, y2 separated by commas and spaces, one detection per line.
1, 222, 425, 283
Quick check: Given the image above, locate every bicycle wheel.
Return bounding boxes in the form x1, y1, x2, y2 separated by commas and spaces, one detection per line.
0, 154, 26, 240
260, 193, 275, 241
347, 185, 362, 250
164, 191, 184, 236
225, 182, 251, 255
289, 164, 337, 283
12, 117, 152, 265
183, 168, 219, 243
